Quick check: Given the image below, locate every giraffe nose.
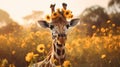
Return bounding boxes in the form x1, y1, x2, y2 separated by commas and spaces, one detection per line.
57, 33, 67, 44
58, 33, 66, 37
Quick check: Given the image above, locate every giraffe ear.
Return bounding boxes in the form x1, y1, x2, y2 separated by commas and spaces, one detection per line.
69, 18, 80, 27
38, 20, 49, 28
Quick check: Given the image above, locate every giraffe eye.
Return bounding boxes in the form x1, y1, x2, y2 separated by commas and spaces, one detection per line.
66, 24, 69, 29
50, 25, 54, 30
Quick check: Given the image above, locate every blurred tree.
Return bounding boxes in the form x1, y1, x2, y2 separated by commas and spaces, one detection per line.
0, 9, 21, 34
80, 5, 109, 26
23, 11, 43, 25
108, 0, 120, 13
0, 9, 10, 22
79, 5, 109, 36
108, 0, 120, 26
23, 10, 44, 32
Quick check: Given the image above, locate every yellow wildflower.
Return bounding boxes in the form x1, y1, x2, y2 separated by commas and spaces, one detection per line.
25, 52, 39, 62
37, 44, 45, 53
101, 54, 106, 59
101, 28, 106, 33
112, 24, 115, 27
51, 12, 59, 19
108, 34, 112, 37
25, 52, 34, 62
12, 50, 16, 55
2, 58, 8, 65
63, 60, 71, 67
107, 20, 111, 23
92, 25, 96, 29
45, 14, 51, 21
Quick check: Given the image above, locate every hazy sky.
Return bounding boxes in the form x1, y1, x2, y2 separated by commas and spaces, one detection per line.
0, 0, 109, 25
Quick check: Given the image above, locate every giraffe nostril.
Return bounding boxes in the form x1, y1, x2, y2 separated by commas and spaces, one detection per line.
58, 34, 66, 37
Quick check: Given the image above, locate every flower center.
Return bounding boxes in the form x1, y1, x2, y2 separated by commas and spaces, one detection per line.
40, 47, 44, 50
66, 12, 69, 15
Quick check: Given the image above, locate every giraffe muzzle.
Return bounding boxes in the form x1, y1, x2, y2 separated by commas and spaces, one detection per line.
57, 34, 67, 44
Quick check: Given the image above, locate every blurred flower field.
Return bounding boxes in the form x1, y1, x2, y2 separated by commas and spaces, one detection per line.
0, 20, 120, 67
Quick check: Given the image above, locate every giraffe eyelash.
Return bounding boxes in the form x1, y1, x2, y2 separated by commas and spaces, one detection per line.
66, 25, 69, 29
50, 25, 54, 30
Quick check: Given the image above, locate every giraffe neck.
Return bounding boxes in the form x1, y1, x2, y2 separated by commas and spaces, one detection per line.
51, 38, 66, 65
32, 39, 66, 67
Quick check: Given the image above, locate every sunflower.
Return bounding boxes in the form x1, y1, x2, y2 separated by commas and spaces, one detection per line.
63, 10, 73, 19
51, 12, 59, 19
45, 14, 51, 21
37, 44, 45, 53
70, 14, 73, 18
63, 60, 72, 67
101, 28, 106, 33
25, 52, 38, 62
68, 14, 73, 19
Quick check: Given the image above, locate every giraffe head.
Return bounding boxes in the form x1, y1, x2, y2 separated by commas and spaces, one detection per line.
38, 3, 79, 44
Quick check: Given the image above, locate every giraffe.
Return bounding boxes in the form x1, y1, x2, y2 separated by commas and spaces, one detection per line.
32, 3, 79, 67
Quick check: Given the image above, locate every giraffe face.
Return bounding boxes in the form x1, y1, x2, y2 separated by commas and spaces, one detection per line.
50, 22, 68, 44
38, 18, 79, 44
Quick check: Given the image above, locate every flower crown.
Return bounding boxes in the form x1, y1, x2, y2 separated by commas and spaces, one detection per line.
45, 3, 73, 21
